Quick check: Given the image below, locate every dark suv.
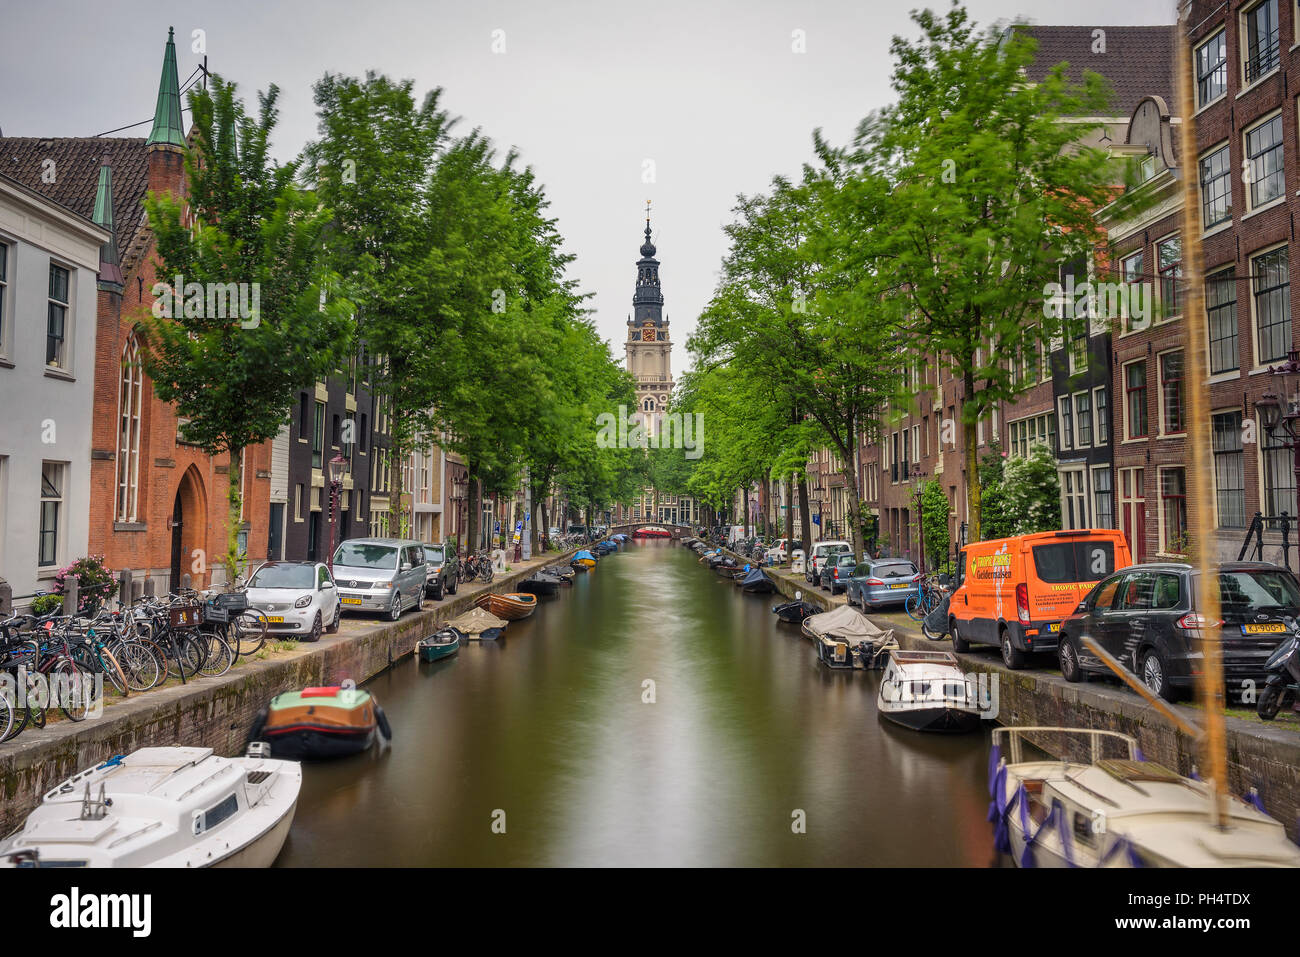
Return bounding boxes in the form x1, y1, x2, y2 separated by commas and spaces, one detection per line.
1056, 562, 1300, 701
420, 542, 460, 601
818, 553, 858, 595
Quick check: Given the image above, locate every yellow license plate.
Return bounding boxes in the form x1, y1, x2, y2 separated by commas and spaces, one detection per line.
1048, 622, 1061, 633
889, 583, 908, 589
265, 616, 284, 623
1243, 623, 1286, 634
341, 598, 363, 605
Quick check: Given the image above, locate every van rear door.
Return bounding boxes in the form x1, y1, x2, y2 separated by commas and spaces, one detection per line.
1026, 533, 1121, 624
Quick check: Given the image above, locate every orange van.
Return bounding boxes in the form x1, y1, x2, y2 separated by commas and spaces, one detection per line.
948, 529, 1132, 670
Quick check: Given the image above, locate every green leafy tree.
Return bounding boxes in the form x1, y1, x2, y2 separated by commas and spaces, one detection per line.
143, 77, 353, 579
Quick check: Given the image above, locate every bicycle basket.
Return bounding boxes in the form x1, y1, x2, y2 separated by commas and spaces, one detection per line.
169, 604, 202, 628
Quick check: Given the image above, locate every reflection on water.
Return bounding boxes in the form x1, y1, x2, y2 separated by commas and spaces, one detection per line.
277, 540, 995, 866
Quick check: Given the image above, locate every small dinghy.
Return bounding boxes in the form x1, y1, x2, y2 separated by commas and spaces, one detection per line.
612, 533, 630, 542
739, 567, 776, 594
252, 686, 392, 760
571, 550, 597, 569
802, 605, 898, 670
544, 564, 576, 584
475, 591, 538, 620
518, 572, 562, 596
418, 627, 462, 662
772, 597, 819, 623
449, 606, 509, 640
0, 746, 301, 868
878, 649, 981, 733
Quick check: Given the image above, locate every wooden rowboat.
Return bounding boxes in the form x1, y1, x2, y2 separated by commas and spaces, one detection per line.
474, 592, 538, 620
418, 628, 461, 662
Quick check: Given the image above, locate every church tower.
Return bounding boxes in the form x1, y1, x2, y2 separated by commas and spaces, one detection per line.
625, 204, 673, 427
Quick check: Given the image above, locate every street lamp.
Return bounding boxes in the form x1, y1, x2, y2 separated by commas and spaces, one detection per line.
1262, 348, 1300, 528
912, 464, 925, 574
327, 454, 346, 573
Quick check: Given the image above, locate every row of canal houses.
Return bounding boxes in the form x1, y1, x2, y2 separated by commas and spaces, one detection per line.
796, 5, 1300, 569
0, 28, 475, 606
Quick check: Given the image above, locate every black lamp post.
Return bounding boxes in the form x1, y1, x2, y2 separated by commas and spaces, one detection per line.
912, 464, 925, 574
327, 454, 346, 573
1260, 349, 1300, 523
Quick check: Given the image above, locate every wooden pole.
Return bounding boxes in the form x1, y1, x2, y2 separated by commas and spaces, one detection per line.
1175, 10, 1228, 828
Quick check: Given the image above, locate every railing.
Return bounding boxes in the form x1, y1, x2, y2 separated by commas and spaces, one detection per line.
1237, 511, 1296, 569
1244, 30, 1280, 84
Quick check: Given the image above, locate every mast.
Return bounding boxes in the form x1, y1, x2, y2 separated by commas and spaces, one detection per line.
1175, 6, 1227, 828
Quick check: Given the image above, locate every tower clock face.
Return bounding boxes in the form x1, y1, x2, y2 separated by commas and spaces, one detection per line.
643, 327, 656, 341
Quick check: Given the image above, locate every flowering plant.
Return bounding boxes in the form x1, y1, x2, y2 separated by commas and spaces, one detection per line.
52, 555, 118, 613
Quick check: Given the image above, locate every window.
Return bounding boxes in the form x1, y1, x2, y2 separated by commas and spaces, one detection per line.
295, 483, 304, 522
1122, 251, 1145, 332
1009, 413, 1055, 458
1093, 467, 1114, 529
0, 242, 7, 355
1207, 269, 1238, 374
1263, 417, 1298, 519
298, 394, 309, 440
1245, 113, 1284, 208
1075, 392, 1093, 447
1160, 351, 1184, 434
1252, 246, 1290, 364
1157, 236, 1182, 318
1243, 0, 1280, 84
116, 334, 144, 522
1213, 411, 1245, 528
1196, 29, 1228, 105
1199, 145, 1231, 228
1160, 468, 1187, 553
1062, 469, 1088, 529
39, 462, 63, 566
1094, 387, 1109, 444
47, 264, 69, 368
1068, 335, 1088, 374
1125, 361, 1148, 439
1058, 397, 1074, 450
312, 401, 325, 470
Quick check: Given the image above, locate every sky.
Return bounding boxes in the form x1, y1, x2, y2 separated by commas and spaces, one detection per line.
1, 0, 1174, 379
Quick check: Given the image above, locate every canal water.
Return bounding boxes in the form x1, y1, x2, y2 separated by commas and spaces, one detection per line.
278, 539, 996, 866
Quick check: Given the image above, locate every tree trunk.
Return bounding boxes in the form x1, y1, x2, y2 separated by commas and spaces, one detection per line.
467, 472, 480, 555
225, 446, 244, 585
797, 472, 812, 558
388, 440, 404, 537
963, 367, 982, 542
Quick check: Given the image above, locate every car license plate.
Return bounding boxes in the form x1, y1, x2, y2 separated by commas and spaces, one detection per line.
1243, 623, 1286, 634
341, 598, 363, 606
1047, 622, 1061, 632
265, 616, 284, 623
889, 583, 908, 590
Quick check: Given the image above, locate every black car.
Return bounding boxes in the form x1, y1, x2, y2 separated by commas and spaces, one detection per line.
420, 542, 460, 601
1056, 561, 1300, 701
818, 553, 858, 595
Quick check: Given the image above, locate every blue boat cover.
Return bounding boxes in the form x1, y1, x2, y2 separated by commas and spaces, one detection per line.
574, 550, 596, 561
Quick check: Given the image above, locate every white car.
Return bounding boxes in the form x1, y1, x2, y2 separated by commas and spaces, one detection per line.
805, 540, 853, 584
764, 539, 791, 563
243, 561, 342, 642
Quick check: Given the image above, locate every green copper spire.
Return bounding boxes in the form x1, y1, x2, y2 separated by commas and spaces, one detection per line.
145, 27, 185, 150
93, 158, 124, 290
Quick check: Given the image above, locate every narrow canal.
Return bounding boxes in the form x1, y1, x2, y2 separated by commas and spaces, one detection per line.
278, 540, 996, 866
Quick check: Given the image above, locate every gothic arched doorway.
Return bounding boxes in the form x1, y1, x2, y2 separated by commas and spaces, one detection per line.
169, 467, 206, 592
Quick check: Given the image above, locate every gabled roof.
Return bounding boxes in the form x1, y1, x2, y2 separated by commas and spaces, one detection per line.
1009, 24, 1176, 116
0, 136, 152, 272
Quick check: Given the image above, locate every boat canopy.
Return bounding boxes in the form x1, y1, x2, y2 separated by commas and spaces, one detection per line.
740, 567, 773, 588
448, 607, 509, 634
803, 605, 894, 643
574, 550, 596, 561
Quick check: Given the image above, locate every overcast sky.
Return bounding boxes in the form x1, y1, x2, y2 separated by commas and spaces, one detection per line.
1, 0, 1173, 378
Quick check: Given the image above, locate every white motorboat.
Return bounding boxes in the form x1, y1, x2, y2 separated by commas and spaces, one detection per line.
0, 746, 301, 868
877, 649, 981, 732
989, 727, 1300, 868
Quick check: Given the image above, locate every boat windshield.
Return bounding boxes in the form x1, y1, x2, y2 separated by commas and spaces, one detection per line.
248, 564, 315, 589
333, 543, 399, 569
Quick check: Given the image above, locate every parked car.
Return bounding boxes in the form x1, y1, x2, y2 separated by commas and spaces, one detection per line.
805, 540, 852, 584
420, 542, 460, 600
764, 539, 791, 563
847, 559, 921, 609
818, 553, 858, 594
1057, 562, 1300, 701
243, 560, 341, 641
948, 528, 1131, 669
332, 538, 428, 621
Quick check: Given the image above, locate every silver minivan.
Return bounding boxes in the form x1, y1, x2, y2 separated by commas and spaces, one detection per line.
332, 538, 428, 620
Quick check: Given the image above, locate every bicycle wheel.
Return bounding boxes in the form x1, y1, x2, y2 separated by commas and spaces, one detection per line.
905, 594, 923, 621
195, 632, 233, 678
231, 610, 268, 657
0, 686, 14, 743
53, 658, 96, 722
114, 639, 162, 692
99, 646, 129, 697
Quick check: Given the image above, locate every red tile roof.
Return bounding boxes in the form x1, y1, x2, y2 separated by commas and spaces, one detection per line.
1011, 25, 1176, 116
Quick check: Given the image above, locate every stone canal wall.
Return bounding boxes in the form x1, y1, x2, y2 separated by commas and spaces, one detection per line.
742, 545, 1300, 839
0, 552, 573, 835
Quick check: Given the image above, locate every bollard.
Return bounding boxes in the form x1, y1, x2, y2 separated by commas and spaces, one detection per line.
118, 569, 132, 610
181, 573, 192, 591
143, 578, 156, 598
64, 575, 80, 616
0, 578, 10, 615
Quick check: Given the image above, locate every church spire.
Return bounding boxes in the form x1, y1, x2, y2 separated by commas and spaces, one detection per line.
146, 27, 186, 151
631, 203, 665, 327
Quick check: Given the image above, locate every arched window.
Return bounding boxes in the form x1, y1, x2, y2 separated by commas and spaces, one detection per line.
644, 397, 656, 412
116, 333, 144, 521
